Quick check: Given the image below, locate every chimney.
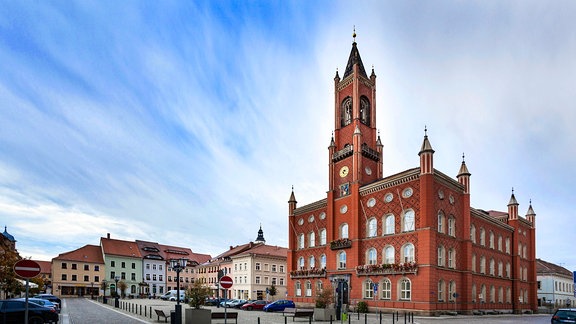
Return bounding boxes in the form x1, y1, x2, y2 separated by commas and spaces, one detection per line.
107, 233, 110, 239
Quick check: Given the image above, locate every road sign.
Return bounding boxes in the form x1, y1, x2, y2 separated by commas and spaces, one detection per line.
14, 259, 41, 278
220, 275, 233, 289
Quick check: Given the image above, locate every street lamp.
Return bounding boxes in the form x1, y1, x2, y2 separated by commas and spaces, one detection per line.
170, 258, 187, 324
114, 275, 120, 308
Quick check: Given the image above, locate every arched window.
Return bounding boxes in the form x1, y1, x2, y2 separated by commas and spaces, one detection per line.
360, 96, 370, 126
341, 97, 352, 127
309, 232, 315, 247
498, 261, 503, 277
480, 284, 486, 303
490, 285, 495, 303
298, 234, 305, 249
523, 245, 527, 259
309, 255, 315, 269
489, 231, 495, 249
402, 243, 415, 263
403, 210, 415, 232
437, 211, 445, 233
489, 258, 495, 276
340, 223, 349, 239
364, 279, 374, 298
399, 278, 411, 300
384, 246, 395, 264
448, 216, 455, 236
506, 262, 511, 278
295, 281, 302, 296
472, 284, 477, 302
498, 235, 503, 251
498, 287, 504, 303
320, 254, 326, 269
505, 237, 511, 254
437, 245, 445, 267
448, 248, 455, 269
305, 281, 312, 296
506, 287, 511, 303
367, 248, 377, 265
381, 278, 391, 300
472, 254, 476, 272
319, 229, 327, 245
316, 280, 323, 294
384, 214, 395, 235
470, 224, 476, 243
479, 228, 486, 246
367, 218, 377, 237
480, 256, 486, 274
338, 251, 346, 269
298, 257, 304, 269
438, 280, 445, 301
448, 281, 456, 301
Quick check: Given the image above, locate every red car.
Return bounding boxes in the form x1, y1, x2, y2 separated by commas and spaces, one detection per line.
241, 300, 268, 311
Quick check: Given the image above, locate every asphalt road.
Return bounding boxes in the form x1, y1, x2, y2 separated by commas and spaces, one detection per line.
59, 297, 552, 324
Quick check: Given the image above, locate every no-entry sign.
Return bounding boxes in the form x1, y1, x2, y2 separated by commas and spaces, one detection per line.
220, 275, 233, 289
14, 259, 41, 278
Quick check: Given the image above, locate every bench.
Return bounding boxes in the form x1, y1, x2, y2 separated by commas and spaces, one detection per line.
154, 309, 170, 323
283, 308, 314, 321
211, 312, 238, 323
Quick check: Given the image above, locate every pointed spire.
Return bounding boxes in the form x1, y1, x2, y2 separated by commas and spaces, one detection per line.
508, 188, 519, 206
376, 130, 383, 147
334, 68, 340, 81
255, 224, 266, 244
329, 132, 335, 148
419, 126, 435, 155
343, 29, 368, 79
288, 185, 297, 204
526, 199, 536, 217
354, 124, 361, 135
458, 153, 471, 177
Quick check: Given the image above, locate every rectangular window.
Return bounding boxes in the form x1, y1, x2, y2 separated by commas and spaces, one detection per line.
71, 275, 77, 281
95, 276, 100, 282
84, 264, 89, 271
72, 264, 77, 270
280, 278, 284, 286
132, 263, 136, 269
271, 265, 277, 272
94, 265, 100, 271
272, 278, 277, 285
255, 276, 261, 284
264, 264, 269, 271
61, 263, 67, 269
121, 272, 126, 280
159, 275, 163, 281
279, 265, 284, 273
255, 263, 261, 271
146, 264, 150, 270
110, 271, 115, 279
84, 275, 89, 282
111, 261, 115, 267
131, 273, 136, 281
121, 262, 126, 268
61, 274, 67, 281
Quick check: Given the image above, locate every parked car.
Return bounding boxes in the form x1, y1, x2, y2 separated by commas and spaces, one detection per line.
552, 308, 576, 323
263, 299, 295, 312
219, 299, 236, 307
13, 297, 59, 313
0, 299, 59, 323
160, 290, 187, 302
32, 294, 61, 311
204, 297, 220, 306
241, 300, 268, 311
234, 299, 249, 308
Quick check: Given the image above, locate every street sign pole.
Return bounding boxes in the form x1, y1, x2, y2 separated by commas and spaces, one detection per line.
14, 259, 41, 324
25, 278, 29, 324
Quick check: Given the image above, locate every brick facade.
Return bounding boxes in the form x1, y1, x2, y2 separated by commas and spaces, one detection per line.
286, 38, 537, 315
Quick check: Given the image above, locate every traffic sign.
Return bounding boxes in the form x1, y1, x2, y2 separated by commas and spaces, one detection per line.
14, 259, 41, 278
220, 275, 233, 289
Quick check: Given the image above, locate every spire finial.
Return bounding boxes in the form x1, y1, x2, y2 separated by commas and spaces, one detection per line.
424, 125, 428, 136
512, 187, 515, 194
353, 26, 356, 43
462, 153, 465, 162
291, 185, 294, 191
529, 199, 532, 205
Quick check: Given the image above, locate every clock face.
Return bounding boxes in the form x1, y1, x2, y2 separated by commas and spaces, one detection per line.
339, 166, 349, 177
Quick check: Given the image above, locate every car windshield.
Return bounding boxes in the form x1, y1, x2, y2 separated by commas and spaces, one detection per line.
556, 310, 576, 318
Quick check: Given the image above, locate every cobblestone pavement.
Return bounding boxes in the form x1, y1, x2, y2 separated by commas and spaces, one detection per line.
61, 297, 551, 324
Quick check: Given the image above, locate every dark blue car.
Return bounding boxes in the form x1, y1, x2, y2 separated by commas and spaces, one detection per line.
263, 299, 295, 312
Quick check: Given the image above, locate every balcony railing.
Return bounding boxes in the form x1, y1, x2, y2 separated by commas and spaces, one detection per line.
356, 262, 418, 276
330, 238, 352, 250
332, 145, 353, 162
289, 267, 327, 279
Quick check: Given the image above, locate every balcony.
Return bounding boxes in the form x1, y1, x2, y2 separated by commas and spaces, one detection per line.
332, 145, 353, 162
290, 267, 327, 279
330, 238, 352, 250
356, 262, 418, 276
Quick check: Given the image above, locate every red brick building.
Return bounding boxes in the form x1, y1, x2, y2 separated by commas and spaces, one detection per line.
287, 37, 537, 315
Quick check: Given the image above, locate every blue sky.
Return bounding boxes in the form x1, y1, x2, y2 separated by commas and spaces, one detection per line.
1, 1, 575, 271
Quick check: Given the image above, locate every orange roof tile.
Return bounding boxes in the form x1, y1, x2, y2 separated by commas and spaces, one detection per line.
100, 237, 142, 258
53, 244, 104, 263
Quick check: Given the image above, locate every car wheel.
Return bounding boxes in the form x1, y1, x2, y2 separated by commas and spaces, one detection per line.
28, 317, 43, 324
247, 306, 253, 311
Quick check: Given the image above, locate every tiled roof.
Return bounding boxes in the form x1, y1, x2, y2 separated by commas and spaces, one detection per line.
188, 252, 211, 265
34, 260, 52, 273
235, 244, 287, 258
158, 244, 193, 261
537, 258, 573, 278
100, 237, 142, 258
213, 242, 261, 260
53, 244, 104, 263
135, 240, 164, 259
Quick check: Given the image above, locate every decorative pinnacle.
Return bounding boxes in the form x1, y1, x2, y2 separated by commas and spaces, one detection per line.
353, 26, 356, 42
462, 153, 465, 162
424, 125, 428, 136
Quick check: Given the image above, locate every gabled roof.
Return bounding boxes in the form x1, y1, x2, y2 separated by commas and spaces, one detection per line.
212, 242, 263, 261
100, 237, 142, 259
158, 244, 193, 262
53, 244, 104, 263
233, 244, 287, 259
34, 260, 52, 274
136, 240, 164, 260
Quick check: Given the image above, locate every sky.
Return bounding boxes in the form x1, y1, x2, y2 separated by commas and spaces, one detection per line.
1, 1, 575, 271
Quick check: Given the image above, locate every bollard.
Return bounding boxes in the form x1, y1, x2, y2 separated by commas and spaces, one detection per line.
358, 311, 360, 320
144, 305, 147, 317
393, 312, 395, 324
257, 318, 260, 324
309, 315, 312, 324
364, 313, 367, 324
285, 316, 288, 324
404, 312, 407, 324
330, 315, 333, 323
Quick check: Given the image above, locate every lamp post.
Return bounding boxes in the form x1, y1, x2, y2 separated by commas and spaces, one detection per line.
114, 275, 120, 308
170, 258, 187, 324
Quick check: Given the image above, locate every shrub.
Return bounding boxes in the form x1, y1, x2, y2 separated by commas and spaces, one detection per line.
357, 301, 368, 313
315, 287, 333, 309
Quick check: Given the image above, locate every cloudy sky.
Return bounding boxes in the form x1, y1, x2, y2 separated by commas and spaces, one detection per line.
1, 1, 575, 271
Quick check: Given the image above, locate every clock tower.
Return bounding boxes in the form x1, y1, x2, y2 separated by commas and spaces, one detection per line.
329, 34, 383, 196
